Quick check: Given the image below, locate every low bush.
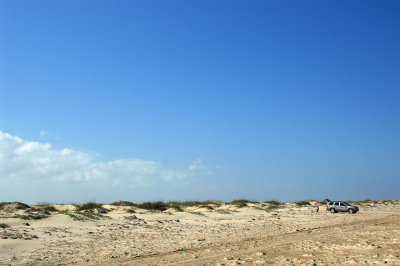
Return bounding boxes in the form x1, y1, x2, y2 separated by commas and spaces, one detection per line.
135, 201, 168, 211
126, 208, 136, 213
358, 199, 377, 204
295, 200, 311, 207
167, 201, 221, 210
111, 201, 136, 206
216, 210, 231, 214
265, 205, 280, 212
230, 199, 258, 208
13, 214, 48, 220
190, 211, 206, 216
40, 205, 58, 212
0, 223, 10, 228
167, 203, 184, 212
77, 202, 103, 211
0, 202, 30, 210
15, 202, 31, 210
169, 201, 203, 207
263, 200, 281, 206
65, 213, 87, 221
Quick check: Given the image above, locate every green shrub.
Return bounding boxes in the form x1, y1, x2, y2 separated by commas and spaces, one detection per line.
111, 201, 136, 206
126, 208, 136, 213
40, 205, 57, 212
263, 200, 281, 206
230, 199, 258, 208
167, 203, 184, 212
80, 212, 101, 220
135, 201, 168, 211
173, 206, 184, 212
78, 202, 103, 211
295, 200, 311, 207
358, 199, 377, 204
13, 202, 30, 210
64, 212, 109, 221
168, 201, 202, 207
167, 201, 222, 210
0, 223, 10, 228
13, 214, 48, 220
198, 205, 214, 210
265, 205, 280, 212
190, 211, 206, 216
65, 213, 86, 221
35, 202, 58, 212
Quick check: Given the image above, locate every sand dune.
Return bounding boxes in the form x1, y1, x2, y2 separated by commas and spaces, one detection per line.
1, 200, 399, 265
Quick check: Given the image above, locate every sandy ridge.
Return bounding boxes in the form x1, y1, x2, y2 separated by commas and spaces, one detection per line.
112, 213, 400, 265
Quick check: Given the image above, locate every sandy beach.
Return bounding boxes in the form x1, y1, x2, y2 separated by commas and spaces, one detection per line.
1, 200, 399, 265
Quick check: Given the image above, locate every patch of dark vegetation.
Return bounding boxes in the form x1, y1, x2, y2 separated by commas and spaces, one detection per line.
65, 213, 86, 221
358, 199, 378, 204
0, 202, 30, 210
170, 201, 219, 211
35, 202, 58, 212
126, 208, 136, 213
77, 202, 103, 211
111, 200, 136, 206
35, 205, 58, 212
295, 200, 311, 207
204, 200, 224, 206
178, 201, 203, 206
263, 200, 281, 206
265, 205, 280, 212
110, 200, 223, 211
64, 212, 109, 221
198, 205, 214, 210
15, 202, 31, 210
0, 223, 10, 228
168, 201, 200, 207
43, 206, 57, 212
173, 206, 184, 212
13, 214, 49, 220
81, 212, 109, 220
190, 211, 206, 216
25, 208, 51, 217
230, 199, 258, 208
166, 202, 184, 212
131, 200, 225, 212
134, 201, 168, 211
377, 200, 398, 205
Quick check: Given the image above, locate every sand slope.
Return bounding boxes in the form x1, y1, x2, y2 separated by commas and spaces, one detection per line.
1, 202, 399, 265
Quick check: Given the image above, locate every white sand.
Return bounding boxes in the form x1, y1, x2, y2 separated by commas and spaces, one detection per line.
1, 201, 399, 265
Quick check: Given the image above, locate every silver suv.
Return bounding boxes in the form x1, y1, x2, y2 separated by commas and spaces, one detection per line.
326, 201, 359, 214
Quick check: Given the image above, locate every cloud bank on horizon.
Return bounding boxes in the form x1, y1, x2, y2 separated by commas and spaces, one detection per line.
0, 130, 205, 201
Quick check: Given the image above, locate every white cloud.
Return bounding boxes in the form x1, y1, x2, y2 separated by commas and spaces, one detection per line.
0, 130, 203, 187
189, 159, 202, 171
39, 130, 48, 137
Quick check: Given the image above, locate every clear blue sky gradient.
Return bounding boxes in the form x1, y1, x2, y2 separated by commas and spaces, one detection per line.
1, 1, 399, 203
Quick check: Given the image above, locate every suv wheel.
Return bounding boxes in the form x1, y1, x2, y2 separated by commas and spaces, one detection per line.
349, 209, 354, 214
330, 208, 335, 214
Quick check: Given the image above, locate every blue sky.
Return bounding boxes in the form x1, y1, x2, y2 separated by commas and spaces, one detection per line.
1, 1, 399, 204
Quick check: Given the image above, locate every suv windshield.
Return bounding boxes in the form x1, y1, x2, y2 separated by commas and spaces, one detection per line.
342, 202, 349, 206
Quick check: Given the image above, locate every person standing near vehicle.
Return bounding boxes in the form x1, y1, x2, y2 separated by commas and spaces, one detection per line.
312, 206, 319, 216
324, 199, 331, 211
